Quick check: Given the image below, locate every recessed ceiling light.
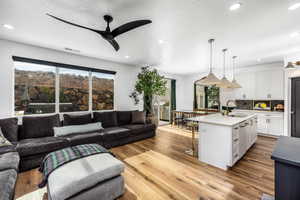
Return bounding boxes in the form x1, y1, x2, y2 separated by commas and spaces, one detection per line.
257, 58, 261, 62
289, 2, 300, 10
290, 31, 300, 38
158, 40, 164, 44
229, 3, 242, 11
125, 55, 130, 59
3, 24, 14, 30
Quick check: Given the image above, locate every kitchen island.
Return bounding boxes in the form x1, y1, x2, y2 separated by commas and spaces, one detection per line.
189, 113, 258, 170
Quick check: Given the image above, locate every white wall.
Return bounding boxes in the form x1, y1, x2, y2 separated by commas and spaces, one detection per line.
283, 52, 300, 136
0, 39, 143, 118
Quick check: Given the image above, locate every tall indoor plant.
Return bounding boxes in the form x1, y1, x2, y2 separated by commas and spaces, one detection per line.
130, 67, 167, 122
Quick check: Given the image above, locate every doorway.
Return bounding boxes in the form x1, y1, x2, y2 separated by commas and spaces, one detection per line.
291, 77, 300, 137
159, 79, 171, 125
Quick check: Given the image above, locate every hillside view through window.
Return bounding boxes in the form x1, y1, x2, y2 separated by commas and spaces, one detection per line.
14, 61, 114, 115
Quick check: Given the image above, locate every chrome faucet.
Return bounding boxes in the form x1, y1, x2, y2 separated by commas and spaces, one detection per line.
225, 100, 236, 115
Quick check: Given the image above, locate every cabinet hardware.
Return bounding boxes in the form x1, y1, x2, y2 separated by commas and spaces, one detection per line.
234, 127, 239, 130
234, 138, 239, 142
234, 154, 239, 158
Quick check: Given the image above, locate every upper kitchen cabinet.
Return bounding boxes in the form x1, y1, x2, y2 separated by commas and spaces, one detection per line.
234, 66, 284, 100
255, 69, 284, 100
270, 69, 284, 99
235, 72, 255, 99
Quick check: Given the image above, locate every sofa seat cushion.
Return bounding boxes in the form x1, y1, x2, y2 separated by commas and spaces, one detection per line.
103, 127, 131, 141
93, 111, 118, 128
0, 152, 19, 171
0, 145, 16, 155
0, 169, 17, 200
61, 132, 103, 146
122, 124, 156, 135
21, 114, 60, 139
17, 137, 69, 157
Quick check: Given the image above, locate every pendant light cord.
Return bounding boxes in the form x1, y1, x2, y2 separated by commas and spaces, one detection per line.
208, 39, 214, 73
232, 56, 237, 80
222, 49, 227, 77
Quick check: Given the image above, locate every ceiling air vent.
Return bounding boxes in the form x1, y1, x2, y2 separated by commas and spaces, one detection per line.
64, 47, 80, 53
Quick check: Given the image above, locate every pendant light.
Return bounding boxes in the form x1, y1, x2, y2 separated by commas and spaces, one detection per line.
285, 61, 300, 69
231, 56, 242, 88
196, 39, 221, 86
218, 49, 233, 88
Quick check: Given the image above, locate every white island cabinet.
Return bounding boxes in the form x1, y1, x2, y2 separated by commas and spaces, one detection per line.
190, 113, 257, 170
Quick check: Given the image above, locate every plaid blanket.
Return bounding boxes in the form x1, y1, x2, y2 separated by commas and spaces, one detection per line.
38, 143, 112, 188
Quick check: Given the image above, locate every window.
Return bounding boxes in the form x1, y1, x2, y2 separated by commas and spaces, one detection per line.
194, 84, 220, 110
59, 68, 89, 112
13, 57, 116, 115
92, 72, 114, 110
14, 62, 56, 115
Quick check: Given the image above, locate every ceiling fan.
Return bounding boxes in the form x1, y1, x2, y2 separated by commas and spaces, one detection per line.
47, 13, 152, 51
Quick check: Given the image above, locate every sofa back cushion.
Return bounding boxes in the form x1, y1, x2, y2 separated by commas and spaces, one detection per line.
0, 118, 18, 142
93, 111, 118, 128
63, 113, 92, 126
117, 111, 133, 126
21, 114, 60, 139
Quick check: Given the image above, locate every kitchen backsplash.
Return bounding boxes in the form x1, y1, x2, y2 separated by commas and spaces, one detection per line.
235, 100, 284, 112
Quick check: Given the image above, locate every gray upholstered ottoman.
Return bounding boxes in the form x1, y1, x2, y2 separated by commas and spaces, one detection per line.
47, 153, 125, 200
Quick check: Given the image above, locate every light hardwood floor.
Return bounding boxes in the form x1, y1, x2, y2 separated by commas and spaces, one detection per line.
15, 125, 276, 200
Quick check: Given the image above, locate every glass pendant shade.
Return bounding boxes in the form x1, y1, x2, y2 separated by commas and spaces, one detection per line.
231, 56, 242, 88
285, 62, 296, 69
231, 78, 242, 88
218, 48, 234, 88
219, 76, 234, 88
197, 72, 221, 85
197, 39, 221, 86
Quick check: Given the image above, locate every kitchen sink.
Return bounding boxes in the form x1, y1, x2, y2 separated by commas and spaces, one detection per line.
227, 113, 248, 118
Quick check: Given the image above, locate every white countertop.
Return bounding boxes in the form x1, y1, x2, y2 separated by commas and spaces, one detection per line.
188, 113, 257, 126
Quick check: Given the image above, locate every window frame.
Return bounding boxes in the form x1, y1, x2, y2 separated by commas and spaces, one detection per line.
12, 56, 116, 116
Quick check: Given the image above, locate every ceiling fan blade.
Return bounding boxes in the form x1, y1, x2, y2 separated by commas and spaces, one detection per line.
47, 13, 104, 34
108, 39, 120, 51
112, 20, 152, 38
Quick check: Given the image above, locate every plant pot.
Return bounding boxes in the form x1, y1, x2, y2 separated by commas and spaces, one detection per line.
146, 113, 159, 127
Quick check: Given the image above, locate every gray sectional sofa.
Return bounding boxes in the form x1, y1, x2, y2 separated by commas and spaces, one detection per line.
0, 110, 156, 200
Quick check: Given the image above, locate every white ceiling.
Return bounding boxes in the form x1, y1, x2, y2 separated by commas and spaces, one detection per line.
1, 0, 300, 74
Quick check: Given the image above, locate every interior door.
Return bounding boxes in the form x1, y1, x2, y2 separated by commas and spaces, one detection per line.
291, 77, 300, 137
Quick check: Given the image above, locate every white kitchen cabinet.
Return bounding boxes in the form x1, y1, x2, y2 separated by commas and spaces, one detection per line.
268, 115, 284, 136
234, 68, 284, 100
197, 114, 257, 170
255, 70, 270, 100
236, 110, 284, 136
270, 69, 284, 99
235, 72, 255, 99
257, 114, 269, 134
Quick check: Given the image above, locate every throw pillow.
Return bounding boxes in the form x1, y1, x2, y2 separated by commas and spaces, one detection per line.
0, 128, 12, 147
21, 114, 60, 139
117, 111, 134, 126
131, 111, 146, 124
54, 122, 103, 137
93, 111, 118, 128
63, 113, 92, 126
